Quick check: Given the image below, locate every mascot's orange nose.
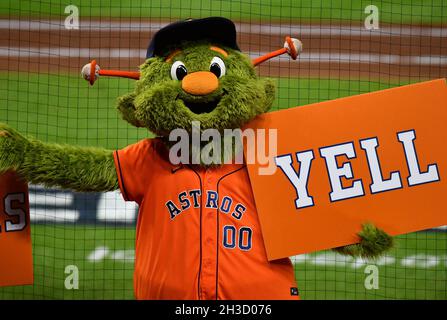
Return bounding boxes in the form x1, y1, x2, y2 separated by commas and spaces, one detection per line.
182, 71, 219, 96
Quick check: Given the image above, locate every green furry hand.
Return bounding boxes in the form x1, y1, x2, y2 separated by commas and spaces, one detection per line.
332, 223, 394, 259
0, 123, 29, 174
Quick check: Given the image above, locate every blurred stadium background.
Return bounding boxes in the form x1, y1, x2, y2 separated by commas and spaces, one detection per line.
0, 0, 446, 299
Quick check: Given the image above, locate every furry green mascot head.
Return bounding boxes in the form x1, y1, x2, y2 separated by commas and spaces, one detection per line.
119, 18, 277, 137
83, 17, 300, 139
79, 17, 303, 165
118, 42, 275, 136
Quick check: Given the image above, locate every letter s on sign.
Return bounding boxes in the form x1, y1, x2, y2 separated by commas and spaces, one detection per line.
2, 193, 27, 232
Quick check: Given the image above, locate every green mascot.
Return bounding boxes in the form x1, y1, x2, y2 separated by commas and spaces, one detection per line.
0, 17, 392, 299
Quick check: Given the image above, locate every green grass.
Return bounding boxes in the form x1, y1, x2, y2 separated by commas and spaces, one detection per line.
295, 231, 447, 299
0, 225, 444, 299
0, 225, 135, 299
0, 0, 445, 24
0, 72, 408, 148
0, 72, 150, 149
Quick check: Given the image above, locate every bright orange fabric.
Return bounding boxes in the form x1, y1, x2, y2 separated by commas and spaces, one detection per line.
114, 139, 298, 300
0, 171, 33, 287
245, 78, 447, 260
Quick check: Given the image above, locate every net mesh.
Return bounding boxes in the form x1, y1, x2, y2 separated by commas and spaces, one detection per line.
0, 0, 446, 299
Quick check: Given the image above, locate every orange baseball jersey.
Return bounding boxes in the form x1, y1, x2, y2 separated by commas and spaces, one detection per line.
0, 171, 33, 287
114, 138, 298, 300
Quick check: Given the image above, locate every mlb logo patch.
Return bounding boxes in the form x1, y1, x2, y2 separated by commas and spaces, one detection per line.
290, 287, 299, 296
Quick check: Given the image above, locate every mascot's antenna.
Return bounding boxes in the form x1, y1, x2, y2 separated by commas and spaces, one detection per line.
81, 36, 302, 86
252, 36, 302, 66
81, 60, 140, 85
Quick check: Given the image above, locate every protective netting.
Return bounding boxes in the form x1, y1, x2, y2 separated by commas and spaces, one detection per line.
0, 0, 446, 299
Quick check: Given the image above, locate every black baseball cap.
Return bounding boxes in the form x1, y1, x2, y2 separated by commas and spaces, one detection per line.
146, 17, 240, 58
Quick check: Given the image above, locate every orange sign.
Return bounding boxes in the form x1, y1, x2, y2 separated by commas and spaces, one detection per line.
0, 171, 33, 287
245, 79, 447, 260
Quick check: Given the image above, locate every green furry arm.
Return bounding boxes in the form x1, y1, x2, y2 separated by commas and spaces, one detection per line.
332, 223, 394, 259
0, 123, 118, 192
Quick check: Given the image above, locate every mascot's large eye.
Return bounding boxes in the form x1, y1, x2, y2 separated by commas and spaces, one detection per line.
171, 61, 188, 80
209, 57, 226, 78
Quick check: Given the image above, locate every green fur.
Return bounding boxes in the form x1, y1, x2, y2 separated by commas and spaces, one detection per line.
0, 123, 118, 192
117, 43, 275, 136
117, 92, 145, 128
332, 223, 394, 259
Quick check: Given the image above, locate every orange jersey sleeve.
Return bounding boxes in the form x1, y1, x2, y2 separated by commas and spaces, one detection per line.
113, 139, 155, 204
